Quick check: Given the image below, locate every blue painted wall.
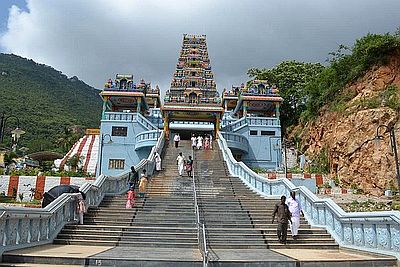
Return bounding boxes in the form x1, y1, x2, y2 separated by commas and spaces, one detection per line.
233, 122, 282, 171
97, 113, 153, 177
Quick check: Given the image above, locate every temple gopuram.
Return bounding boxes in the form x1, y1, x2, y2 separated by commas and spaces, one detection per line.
162, 34, 224, 139
97, 34, 283, 176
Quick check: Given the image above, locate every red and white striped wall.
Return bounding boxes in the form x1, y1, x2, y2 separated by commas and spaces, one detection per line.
56, 134, 100, 175
0, 175, 95, 202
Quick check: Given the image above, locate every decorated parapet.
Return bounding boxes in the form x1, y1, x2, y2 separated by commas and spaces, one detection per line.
245, 80, 279, 95
223, 80, 279, 98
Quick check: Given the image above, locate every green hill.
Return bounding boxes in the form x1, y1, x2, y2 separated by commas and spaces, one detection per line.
0, 53, 102, 153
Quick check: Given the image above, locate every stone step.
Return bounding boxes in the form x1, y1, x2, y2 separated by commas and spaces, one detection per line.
57, 233, 198, 243
206, 243, 339, 249
63, 224, 197, 232
59, 229, 198, 237
83, 221, 196, 227
53, 239, 198, 248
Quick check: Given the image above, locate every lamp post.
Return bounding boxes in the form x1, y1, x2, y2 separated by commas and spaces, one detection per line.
375, 124, 400, 188
282, 138, 288, 178
0, 113, 25, 150
98, 133, 113, 175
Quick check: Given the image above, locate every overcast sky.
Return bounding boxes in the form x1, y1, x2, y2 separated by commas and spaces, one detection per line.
0, 0, 399, 93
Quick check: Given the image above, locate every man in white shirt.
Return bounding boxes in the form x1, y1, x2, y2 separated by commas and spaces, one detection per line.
286, 191, 303, 240
176, 152, 185, 176
174, 133, 180, 148
191, 134, 197, 150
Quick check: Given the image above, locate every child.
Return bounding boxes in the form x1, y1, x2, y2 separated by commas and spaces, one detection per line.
125, 187, 135, 209
138, 169, 148, 198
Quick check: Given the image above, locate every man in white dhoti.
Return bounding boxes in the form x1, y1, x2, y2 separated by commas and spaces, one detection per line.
154, 152, 162, 171
286, 191, 303, 240
176, 152, 185, 176
209, 134, 213, 149
196, 135, 203, 150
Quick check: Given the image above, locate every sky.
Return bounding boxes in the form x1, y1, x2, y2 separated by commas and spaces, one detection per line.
0, 0, 399, 93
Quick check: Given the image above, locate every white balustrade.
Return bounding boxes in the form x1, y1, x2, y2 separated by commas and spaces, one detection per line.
217, 132, 400, 259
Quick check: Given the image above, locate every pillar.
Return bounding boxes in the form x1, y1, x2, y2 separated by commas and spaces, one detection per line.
243, 101, 248, 118
224, 101, 228, 111
137, 97, 142, 113
164, 116, 170, 140
275, 102, 280, 118
214, 115, 220, 139
101, 96, 109, 119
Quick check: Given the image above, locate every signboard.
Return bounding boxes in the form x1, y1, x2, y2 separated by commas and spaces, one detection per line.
85, 129, 100, 135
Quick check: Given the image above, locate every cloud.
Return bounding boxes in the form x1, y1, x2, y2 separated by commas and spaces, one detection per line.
1, 0, 400, 92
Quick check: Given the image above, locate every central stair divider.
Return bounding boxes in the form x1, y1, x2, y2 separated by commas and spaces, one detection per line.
192, 149, 209, 266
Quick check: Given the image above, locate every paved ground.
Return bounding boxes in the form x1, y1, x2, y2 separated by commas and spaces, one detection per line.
272, 249, 395, 262
6, 244, 397, 265
92, 246, 202, 261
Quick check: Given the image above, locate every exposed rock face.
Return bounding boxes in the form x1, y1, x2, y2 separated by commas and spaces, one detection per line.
299, 55, 400, 195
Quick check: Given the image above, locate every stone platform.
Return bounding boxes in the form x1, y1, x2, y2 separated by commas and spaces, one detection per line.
2, 244, 397, 267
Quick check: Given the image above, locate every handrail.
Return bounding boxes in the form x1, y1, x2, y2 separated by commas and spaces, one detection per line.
136, 113, 158, 131
217, 132, 400, 259
201, 223, 209, 266
191, 148, 208, 266
221, 117, 247, 132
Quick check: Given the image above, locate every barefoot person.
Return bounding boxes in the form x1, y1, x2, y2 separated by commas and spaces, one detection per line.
125, 187, 135, 208
286, 191, 303, 240
186, 156, 193, 177
176, 152, 185, 176
191, 134, 197, 150
174, 133, 181, 148
138, 169, 148, 198
272, 195, 291, 244
154, 152, 162, 172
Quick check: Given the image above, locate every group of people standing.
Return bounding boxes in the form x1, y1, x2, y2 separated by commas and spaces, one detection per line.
125, 166, 150, 208
176, 152, 193, 177
272, 191, 303, 244
173, 133, 213, 150
191, 134, 212, 150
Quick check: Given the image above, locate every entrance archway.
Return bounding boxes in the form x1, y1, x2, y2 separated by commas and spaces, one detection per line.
189, 92, 197, 104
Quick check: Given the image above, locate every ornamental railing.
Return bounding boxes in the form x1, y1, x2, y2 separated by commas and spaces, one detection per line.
103, 112, 136, 121
0, 131, 165, 256
136, 113, 158, 131
135, 130, 162, 150
221, 117, 247, 132
217, 132, 400, 259
247, 117, 280, 126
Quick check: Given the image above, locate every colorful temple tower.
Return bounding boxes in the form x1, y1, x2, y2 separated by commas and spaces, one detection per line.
162, 34, 224, 139
97, 74, 161, 176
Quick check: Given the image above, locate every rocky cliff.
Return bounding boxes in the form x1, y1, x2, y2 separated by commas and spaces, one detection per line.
298, 53, 400, 195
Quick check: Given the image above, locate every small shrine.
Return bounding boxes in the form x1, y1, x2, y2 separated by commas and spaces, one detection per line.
222, 79, 282, 118
100, 74, 160, 118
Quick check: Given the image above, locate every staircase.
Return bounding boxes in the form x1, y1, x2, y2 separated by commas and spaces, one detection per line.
195, 148, 337, 250
54, 141, 197, 248
2, 140, 397, 266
